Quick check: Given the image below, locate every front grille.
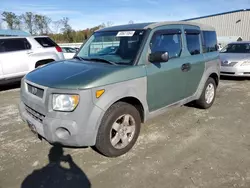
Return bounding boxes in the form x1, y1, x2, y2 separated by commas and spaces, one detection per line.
25, 105, 45, 123
27, 84, 44, 98
221, 71, 235, 75
244, 72, 250, 74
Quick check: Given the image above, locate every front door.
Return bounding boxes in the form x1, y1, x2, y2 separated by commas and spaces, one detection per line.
0, 38, 31, 79
145, 26, 187, 112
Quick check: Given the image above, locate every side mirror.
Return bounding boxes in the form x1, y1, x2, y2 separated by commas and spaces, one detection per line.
148, 51, 169, 63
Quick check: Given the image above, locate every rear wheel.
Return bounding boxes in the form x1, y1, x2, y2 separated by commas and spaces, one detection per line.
95, 102, 141, 157
195, 77, 216, 109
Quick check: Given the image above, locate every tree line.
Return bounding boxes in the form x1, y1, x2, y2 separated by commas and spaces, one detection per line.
0, 11, 134, 43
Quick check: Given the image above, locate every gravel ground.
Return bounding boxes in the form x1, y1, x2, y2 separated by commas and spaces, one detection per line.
1, 78, 250, 188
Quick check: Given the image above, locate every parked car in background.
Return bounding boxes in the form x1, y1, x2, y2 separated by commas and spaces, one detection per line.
0, 36, 64, 84
61, 47, 77, 59
19, 21, 220, 157
217, 43, 223, 51
220, 41, 250, 77
96, 46, 118, 55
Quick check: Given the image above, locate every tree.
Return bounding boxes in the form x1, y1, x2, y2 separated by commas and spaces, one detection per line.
106, 21, 113, 27
0, 19, 3, 29
52, 19, 63, 34
14, 16, 22, 30
0, 12, 2, 29
60, 17, 71, 32
35, 14, 51, 35
1, 11, 21, 29
100, 21, 114, 28
60, 17, 73, 42
128, 20, 134, 24
21, 12, 36, 34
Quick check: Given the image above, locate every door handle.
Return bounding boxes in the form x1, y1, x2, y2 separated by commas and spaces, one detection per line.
181, 63, 191, 72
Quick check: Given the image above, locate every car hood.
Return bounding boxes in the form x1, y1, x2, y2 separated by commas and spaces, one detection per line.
219, 53, 250, 62
25, 60, 146, 89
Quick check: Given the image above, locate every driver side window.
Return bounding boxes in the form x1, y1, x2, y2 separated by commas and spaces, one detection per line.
150, 30, 182, 59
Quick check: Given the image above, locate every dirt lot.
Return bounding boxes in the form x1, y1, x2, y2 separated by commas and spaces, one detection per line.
1, 78, 250, 188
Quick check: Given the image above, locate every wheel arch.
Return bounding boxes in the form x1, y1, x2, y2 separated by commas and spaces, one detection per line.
209, 72, 219, 86
35, 59, 55, 68
112, 96, 145, 123
92, 78, 148, 125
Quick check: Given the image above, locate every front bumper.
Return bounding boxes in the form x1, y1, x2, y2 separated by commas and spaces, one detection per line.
19, 79, 104, 147
220, 65, 250, 77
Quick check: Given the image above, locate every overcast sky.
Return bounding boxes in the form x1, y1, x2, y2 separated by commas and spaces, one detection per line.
1, 0, 249, 30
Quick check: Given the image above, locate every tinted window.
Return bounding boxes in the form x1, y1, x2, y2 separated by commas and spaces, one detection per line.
35, 37, 57, 47
220, 43, 250, 53
150, 31, 182, 59
202, 31, 218, 53
0, 38, 31, 53
186, 34, 201, 55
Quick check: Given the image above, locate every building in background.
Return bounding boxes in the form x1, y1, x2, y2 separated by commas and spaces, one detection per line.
184, 9, 250, 46
0, 29, 30, 37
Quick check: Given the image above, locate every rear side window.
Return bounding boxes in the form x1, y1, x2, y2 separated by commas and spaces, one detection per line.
202, 31, 218, 53
150, 29, 182, 59
185, 29, 201, 55
34, 37, 57, 48
0, 38, 31, 53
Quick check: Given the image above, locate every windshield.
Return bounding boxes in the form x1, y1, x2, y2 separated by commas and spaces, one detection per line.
220, 43, 250, 53
76, 30, 146, 65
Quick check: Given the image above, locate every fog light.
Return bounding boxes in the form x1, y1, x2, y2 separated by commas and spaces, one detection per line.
55, 127, 70, 140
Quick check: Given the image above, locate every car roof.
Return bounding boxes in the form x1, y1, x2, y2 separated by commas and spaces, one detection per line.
97, 22, 154, 32
96, 21, 215, 32
228, 41, 250, 44
0, 35, 50, 39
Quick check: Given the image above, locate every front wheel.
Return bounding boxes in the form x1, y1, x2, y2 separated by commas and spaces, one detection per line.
94, 102, 141, 157
195, 77, 217, 109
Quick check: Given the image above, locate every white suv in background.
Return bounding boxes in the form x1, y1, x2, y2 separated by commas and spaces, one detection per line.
0, 36, 65, 84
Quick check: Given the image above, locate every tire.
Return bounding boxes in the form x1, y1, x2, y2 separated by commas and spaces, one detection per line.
94, 102, 141, 157
195, 77, 217, 109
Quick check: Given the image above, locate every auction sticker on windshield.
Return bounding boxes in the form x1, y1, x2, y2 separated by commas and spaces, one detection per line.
116, 31, 135, 37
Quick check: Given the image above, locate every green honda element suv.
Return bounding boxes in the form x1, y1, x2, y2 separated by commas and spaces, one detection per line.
19, 21, 220, 157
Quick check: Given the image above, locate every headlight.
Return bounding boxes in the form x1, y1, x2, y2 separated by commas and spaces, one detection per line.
241, 61, 250, 66
52, 94, 79, 111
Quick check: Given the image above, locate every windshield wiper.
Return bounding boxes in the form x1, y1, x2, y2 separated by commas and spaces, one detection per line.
73, 56, 117, 65
85, 58, 117, 65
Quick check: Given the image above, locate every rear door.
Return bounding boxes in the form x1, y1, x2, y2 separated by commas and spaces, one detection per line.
201, 30, 219, 66
182, 26, 205, 97
0, 38, 32, 79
